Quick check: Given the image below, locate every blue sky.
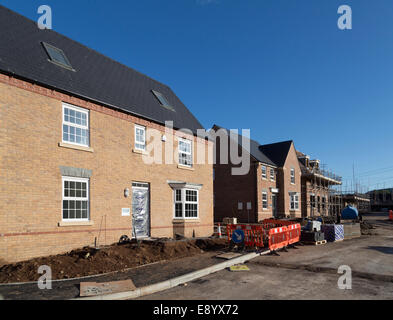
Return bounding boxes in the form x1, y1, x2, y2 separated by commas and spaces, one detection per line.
2, 0, 393, 191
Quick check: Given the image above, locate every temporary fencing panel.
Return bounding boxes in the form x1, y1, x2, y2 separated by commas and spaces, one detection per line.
227, 224, 265, 248
267, 226, 288, 250
227, 220, 301, 250
286, 223, 301, 245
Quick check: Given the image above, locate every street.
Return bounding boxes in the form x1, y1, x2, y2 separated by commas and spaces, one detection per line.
139, 213, 393, 300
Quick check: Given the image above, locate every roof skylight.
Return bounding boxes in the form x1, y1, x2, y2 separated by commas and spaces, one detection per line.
152, 90, 175, 111
42, 42, 74, 71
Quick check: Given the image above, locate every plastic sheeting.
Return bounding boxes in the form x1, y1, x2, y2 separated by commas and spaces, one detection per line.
132, 187, 150, 238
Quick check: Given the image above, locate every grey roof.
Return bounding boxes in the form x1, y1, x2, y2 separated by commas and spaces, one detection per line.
212, 125, 276, 167
259, 140, 293, 167
0, 5, 204, 134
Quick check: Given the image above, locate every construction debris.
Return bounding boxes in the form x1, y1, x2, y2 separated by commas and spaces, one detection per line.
80, 279, 136, 297
216, 252, 242, 260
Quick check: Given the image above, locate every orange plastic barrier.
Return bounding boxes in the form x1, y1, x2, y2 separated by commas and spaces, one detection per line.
267, 226, 289, 250
389, 210, 393, 221
286, 223, 301, 245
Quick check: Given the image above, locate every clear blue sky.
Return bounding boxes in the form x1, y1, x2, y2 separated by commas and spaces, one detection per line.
2, 0, 393, 191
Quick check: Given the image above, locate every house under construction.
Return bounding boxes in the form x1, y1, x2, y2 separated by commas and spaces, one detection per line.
297, 151, 343, 218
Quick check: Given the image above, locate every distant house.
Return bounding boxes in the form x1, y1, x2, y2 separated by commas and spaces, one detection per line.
367, 188, 393, 211
0, 6, 213, 263
212, 125, 301, 223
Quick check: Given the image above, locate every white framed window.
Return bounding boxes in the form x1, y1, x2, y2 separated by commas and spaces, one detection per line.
134, 124, 146, 151
290, 193, 299, 210
262, 192, 268, 209
261, 166, 267, 179
270, 168, 275, 181
62, 177, 89, 221
290, 168, 295, 184
62, 103, 89, 147
174, 188, 198, 219
178, 138, 192, 167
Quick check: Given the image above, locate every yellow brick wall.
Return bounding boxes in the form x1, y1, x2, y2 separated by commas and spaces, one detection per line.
0, 76, 214, 263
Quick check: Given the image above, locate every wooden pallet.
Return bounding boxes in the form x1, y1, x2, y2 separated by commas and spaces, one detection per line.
301, 240, 327, 246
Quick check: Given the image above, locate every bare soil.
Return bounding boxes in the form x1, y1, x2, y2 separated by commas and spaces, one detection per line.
0, 238, 227, 284
360, 221, 378, 235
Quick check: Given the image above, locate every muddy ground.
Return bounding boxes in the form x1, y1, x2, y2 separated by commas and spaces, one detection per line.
0, 238, 227, 283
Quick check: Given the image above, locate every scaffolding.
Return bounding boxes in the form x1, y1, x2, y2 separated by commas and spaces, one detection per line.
299, 157, 343, 219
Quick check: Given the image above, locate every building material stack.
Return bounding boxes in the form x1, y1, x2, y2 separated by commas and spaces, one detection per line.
321, 224, 344, 242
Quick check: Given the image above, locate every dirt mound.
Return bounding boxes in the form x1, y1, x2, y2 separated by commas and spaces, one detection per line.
0, 259, 7, 268
360, 221, 378, 235
0, 238, 228, 284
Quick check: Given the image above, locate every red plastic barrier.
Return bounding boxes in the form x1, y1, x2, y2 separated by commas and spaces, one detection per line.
227, 220, 299, 251
227, 224, 265, 248
389, 210, 393, 221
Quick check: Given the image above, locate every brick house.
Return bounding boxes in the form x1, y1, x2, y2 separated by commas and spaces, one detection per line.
259, 141, 302, 218
0, 6, 213, 263
212, 125, 301, 223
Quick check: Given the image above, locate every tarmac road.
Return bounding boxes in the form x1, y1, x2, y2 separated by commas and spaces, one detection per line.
139, 213, 393, 300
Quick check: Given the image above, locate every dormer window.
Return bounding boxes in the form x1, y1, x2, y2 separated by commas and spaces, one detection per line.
152, 90, 175, 111
42, 42, 74, 71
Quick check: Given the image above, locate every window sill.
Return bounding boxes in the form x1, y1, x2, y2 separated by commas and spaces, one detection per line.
58, 221, 94, 227
172, 219, 200, 223
132, 148, 148, 155
177, 165, 195, 171
59, 142, 94, 153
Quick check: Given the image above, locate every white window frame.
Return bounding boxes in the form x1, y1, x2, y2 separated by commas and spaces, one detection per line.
173, 188, 199, 219
262, 191, 268, 210
270, 168, 275, 181
290, 168, 295, 184
178, 138, 193, 167
290, 193, 299, 211
62, 176, 90, 222
62, 103, 90, 147
134, 124, 146, 151
261, 166, 267, 179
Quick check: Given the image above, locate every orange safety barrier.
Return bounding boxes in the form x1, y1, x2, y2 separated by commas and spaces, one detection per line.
227, 224, 265, 248
286, 223, 301, 245
389, 210, 393, 221
227, 221, 300, 251
267, 226, 289, 251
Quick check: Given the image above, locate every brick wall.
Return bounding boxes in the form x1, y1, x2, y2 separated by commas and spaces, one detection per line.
0, 76, 214, 263
276, 143, 302, 218
256, 163, 277, 221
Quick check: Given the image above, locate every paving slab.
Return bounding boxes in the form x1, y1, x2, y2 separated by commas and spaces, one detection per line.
216, 252, 242, 260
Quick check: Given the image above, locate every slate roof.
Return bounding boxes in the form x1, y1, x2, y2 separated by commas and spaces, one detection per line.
259, 140, 293, 167
0, 5, 204, 134
212, 125, 276, 167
